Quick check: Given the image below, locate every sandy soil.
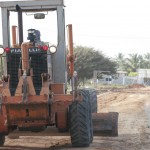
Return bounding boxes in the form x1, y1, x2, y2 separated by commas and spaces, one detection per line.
1, 86, 150, 150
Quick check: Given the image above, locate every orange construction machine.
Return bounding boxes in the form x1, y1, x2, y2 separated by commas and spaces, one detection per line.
0, 0, 118, 147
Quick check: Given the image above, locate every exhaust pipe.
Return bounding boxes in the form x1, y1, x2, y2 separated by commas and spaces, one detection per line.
12, 26, 17, 47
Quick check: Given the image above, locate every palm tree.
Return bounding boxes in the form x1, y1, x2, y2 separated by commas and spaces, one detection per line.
126, 53, 142, 72
114, 53, 126, 71
143, 53, 150, 69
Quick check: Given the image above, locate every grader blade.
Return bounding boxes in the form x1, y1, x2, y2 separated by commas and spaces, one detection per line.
92, 112, 119, 136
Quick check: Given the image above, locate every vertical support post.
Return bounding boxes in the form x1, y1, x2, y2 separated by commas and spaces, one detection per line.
16, 5, 23, 45
21, 43, 29, 71
1, 8, 10, 47
0, 57, 3, 77
1, 8, 9, 75
53, 6, 66, 83
67, 24, 74, 77
67, 24, 75, 92
93, 71, 97, 85
12, 26, 17, 47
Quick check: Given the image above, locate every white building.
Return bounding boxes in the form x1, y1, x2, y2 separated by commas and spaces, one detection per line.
137, 69, 150, 85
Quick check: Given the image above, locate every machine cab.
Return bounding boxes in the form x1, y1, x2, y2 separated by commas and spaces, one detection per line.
0, 0, 66, 95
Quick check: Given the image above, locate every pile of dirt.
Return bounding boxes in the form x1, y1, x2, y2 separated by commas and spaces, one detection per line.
98, 87, 150, 135
128, 84, 145, 88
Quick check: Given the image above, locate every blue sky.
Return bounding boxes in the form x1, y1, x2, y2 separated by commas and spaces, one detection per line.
1, 0, 150, 58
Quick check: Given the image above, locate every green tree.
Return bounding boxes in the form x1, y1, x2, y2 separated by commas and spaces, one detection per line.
143, 53, 150, 69
126, 53, 142, 72
74, 46, 117, 84
114, 53, 126, 71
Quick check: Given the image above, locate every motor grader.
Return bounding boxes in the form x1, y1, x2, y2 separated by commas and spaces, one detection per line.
0, 0, 118, 147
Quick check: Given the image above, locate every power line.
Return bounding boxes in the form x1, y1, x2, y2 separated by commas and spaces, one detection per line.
74, 34, 150, 39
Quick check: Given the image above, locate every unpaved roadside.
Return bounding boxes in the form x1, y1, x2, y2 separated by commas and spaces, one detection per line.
1, 87, 150, 150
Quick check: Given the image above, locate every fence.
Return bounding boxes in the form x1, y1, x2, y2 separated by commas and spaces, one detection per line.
93, 76, 150, 86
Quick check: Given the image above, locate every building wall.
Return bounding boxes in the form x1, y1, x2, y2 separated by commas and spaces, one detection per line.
137, 69, 150, 78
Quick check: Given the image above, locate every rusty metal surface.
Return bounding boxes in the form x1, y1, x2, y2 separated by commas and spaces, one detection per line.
0, 106, 8, 134
2, 95, 48, 104
7, 110, 119, 137
0, 93, 74, 133
15, 76, 36, 96
51, 83, 65, 94
21, 43, 30, 70
56, 111, 68, 130
92, 112, 119, 136
67, 24, 74, 77
12, 25, 17, 47
40, 73, 50, 96
6, 103, 49, 126
52, 94, 73, 102
2, 111, 119, 137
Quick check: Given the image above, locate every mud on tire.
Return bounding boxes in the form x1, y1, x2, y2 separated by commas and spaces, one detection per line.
69, 90, 93, 147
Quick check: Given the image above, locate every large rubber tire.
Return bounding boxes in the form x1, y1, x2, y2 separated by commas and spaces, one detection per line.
69, 90, 93, 147
0, 135, 5, 146
84, 90, 93, 142
85, 88, 97, 113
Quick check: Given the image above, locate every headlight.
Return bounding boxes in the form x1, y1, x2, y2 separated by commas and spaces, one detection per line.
49, 45, 57, 54
0, 47, 4, 55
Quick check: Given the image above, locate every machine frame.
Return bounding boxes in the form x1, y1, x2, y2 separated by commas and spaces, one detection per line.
0, 0, 118, 147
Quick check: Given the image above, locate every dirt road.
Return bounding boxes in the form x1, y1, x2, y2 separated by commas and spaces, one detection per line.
1, 86, 150, 150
